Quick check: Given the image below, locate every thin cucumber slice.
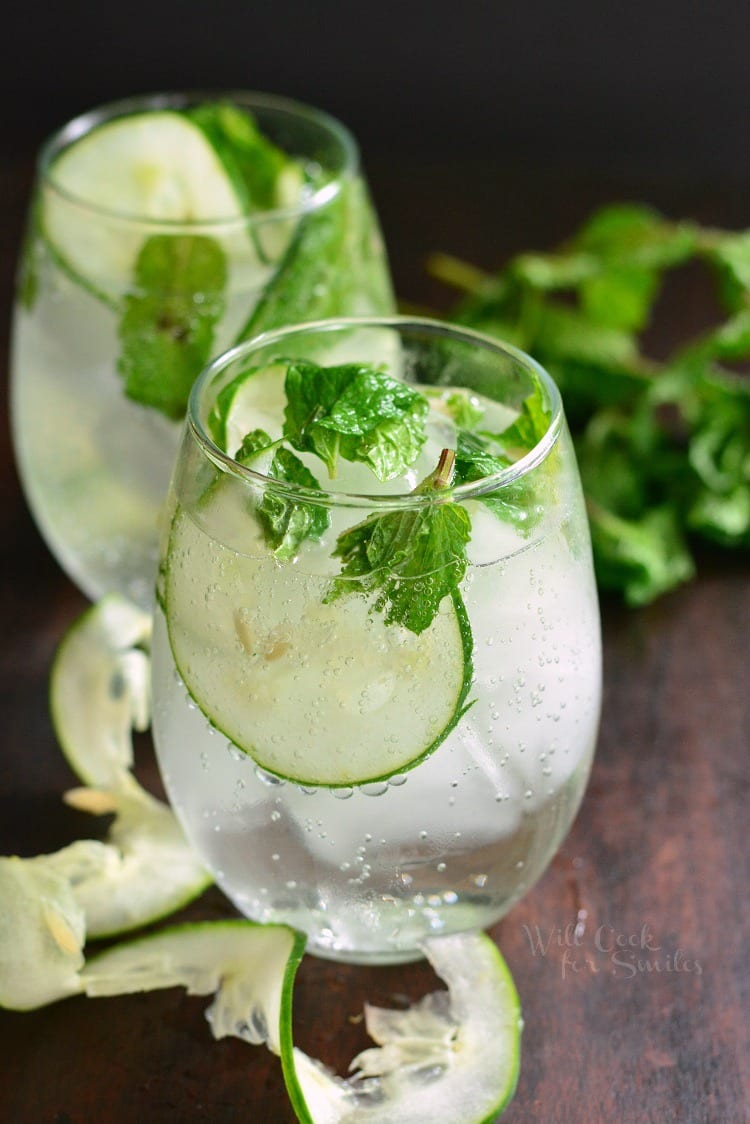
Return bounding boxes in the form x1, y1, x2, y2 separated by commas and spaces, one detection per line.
82, 919, 306, 1058
48, 596, 211, 935
0, 856, 86, 1010
42, 110, 255, 288
49, 594, 152, 789
0, 775, 211, 956
187, 100, 305, 263
165, 501, 474, 787
208, 361, 288, 455
59, 775, 212, 938
288, 931, 522, 1123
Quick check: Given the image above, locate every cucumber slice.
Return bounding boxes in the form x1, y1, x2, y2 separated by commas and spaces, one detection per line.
164, 501, 474, 788
0, 775, 211, 958
47, 596, 211, 935
59, 775, 212, 938
289, 931, 522, 1124
81, 919, 305, 1058
49, 594, 152, 789
43, 110, 257, 287
0, 856, 86, 1010
208, 361, 288, 455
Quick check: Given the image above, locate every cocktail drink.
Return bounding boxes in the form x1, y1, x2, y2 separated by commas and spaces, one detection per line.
151, 317, 602, 964
11, 93, 393, 607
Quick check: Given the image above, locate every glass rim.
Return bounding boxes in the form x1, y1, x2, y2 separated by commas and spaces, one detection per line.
186, 315, 565, 511
38, 89, 359, 228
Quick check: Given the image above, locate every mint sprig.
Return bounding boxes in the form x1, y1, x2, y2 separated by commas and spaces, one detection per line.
186, 101, 291, 212
325, 449, 472, 634
452, 388, 552, 534
237, 429, 329, 560
115, 100, 302, 419
118, 234, 226, 420
237, 178, 395, 344
283, 359, 428, 480
216, 359, 550, 632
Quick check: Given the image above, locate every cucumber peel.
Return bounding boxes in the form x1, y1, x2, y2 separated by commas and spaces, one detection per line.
0, 855, 86, 1010
43, 110, 252, 288
46, 596, 211, 936
50, 593, 152, 789
208, 361, 288, 455
82, 919, 306, 1059
60, 774, 212, 938
289, 931, 522, 1123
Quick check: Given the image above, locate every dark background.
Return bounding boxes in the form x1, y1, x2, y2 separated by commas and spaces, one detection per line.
2, 6, 750, 1121
6, 0, 750, 314
4, 0, 750, 174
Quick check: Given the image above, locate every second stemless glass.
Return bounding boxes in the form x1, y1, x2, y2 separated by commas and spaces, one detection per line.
151, 316, 602, 965
11, 92, 394, 607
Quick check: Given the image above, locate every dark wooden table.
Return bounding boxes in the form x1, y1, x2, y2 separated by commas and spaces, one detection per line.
1, 149, 748, 1123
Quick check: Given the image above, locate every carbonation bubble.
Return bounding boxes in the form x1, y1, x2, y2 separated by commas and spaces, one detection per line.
360, 782, 389, 797
255, 766, 286, 787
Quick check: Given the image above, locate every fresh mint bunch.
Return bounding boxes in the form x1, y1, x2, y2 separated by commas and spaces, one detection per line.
431, 203, 750, 605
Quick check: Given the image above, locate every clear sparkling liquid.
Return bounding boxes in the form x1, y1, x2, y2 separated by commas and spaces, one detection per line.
152, 501, 601, 963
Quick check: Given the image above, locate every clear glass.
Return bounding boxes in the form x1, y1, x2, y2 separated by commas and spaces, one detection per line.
11, 92, 394, 608
151, 316, 602, 964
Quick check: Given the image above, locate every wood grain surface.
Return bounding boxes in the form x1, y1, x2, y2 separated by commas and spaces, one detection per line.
0, 151, 748, 1123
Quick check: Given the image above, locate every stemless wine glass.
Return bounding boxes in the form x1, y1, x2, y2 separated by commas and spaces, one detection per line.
150, 316, 602, 965
11, 92, 394, 608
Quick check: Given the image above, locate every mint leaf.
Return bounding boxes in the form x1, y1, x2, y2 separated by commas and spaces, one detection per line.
283, 359, 428, 480
237, 179, 347, 341
454, 426, 547, 535
237, 178, 394, 342
685, 377, 750, 547
325, 451, 471, 634
186, 101, 291, 212
587, 502, 695, 606
705, 231, 750, 313
237, 429, 329, 559
118, 234, 226, 419
580, 267, 659, 332
426, 388, 485, 429
489, 389, 552, 454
